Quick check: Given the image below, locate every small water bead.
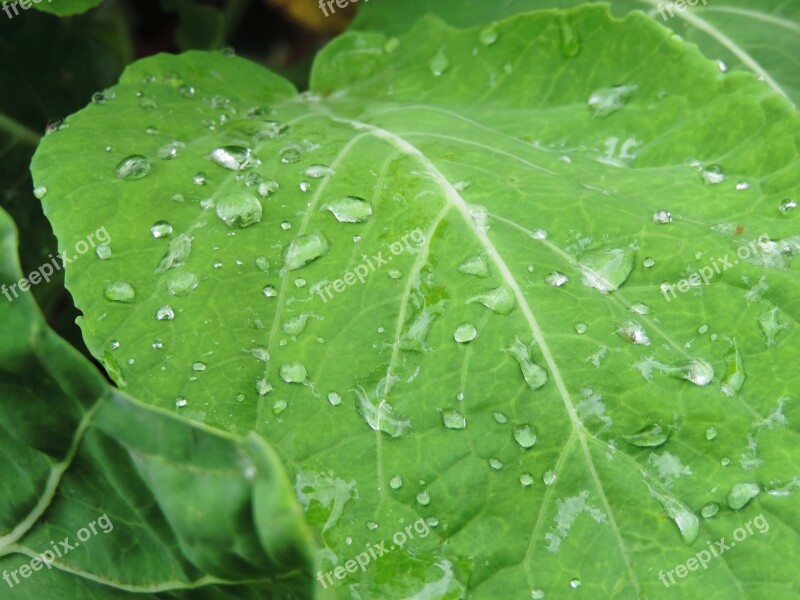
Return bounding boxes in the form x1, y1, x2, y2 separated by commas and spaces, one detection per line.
456, 392, 465, 401
192, 361, 207, 371
33, 185, 47, 199
441, 408, 466, 430
643, 257, 656, 268
574, 322, 588, 334
145, 126, 159, 135
165, 271, 199, 296
152, 340, 163, 350
366, 521, 379, 531
256, 378, 273, 396
104, 282, 136, 303
280, 147, 302, 164
215, 191, 263, 228
488, 458, 503, 470
513, 424, 537, 449
250, 347, 269, 362
171, 193, 184, 203
150, 220, 173, 238
280, 221, 292, 231
179, 84, 196, 97
587, 83, 637, 118
45, 118, 65, 134
700, 502, 720, 519
389, 475, 403, 490
280, 362, 307, 383
531, 228, 548, 240
717, 59, 727, 72
458, 254, 490, 278
727, 482, 760, 510
426, 517, 439, 528
520, 473, 534, 487
109, 340, 120, 350
156, 305, 175, 321
543, 469, 557, 486
705, 426, 717, 440
263, 285, 278, 298
283, 232, 331, 271
209, 145, 253, 171
569, 579, 581, 590
453, 323, 477, 344
698, 324, 709, 335
175, 397, 188, 408
558, 13, 581, 57
545, 272, 568, 287
304, 164, 333, 178
623, 423, 669, 448
531, 589, 545, 599
257, 179, 280, 198
115, 155, 150, 180
702, 164, 726, 185
322, 196, 373, 223
779, 199, 797, 213
652, 210, 672, 224
493, 411, 508, 424
428, 48, 450, 76
416, 490, 431, 506
388, 269, 403, 280
193, 172, 207, 185
95, 244, 112, 260
327, 392, 342, 406
721, 457, 731, 467
235, 393, 245, 402
630, 302, 650, 315
479, 25, 498, 45
617, 321, 650, 346
272, 400, 288, 415
736, 181, 750, 191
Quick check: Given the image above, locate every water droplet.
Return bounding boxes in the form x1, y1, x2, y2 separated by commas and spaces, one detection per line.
365, 521, 379, 531
256, 378, 273, 396
587, 84, 637, 118
779, 198, 797, 213
543, 469, 557, 486
479, 25, 498, 45
327, 391, 342, 406
109, 340, 120, 350
545, 272, 568, 287
165, 271, 199, 296
489, 458, 503, 470
262, 285, 278, 298
453, 323, 477, 344
458, 254, 490, 278
617, 321, 650, 346
505, 338, 547, 390
33, 185, 47, 199
702, 164, 725, 185
468, 286, 516, 314
651, 488, 699, 544
322, 196, 373, 223
389, 475, 403, 490
579, 247, 635, 293
353, 379, 411, 438
493, 411, 508, 424
150, 220, 173, 238
255, 256, 270, 274
623, 424, 669, 448
192, 361, 207, 371
279, 362, 307, 384
388, 269, 402, 280
520, 473, 534, 487
157, 141, 184, 160
156, 305, 174, 321
569, 579, 581, 590
643, 257, 656, 268
653, 210, 672, 224
721, 339, 745, 396
283, 232, 331, 270
299, 181, 311, 192
280, 147, 302, 164
727, 482, 760, 510
215, 191, 263, 228
736, 181, 750, 191
557, 14, 581, 57
95, 244, 112, 260
210, 145, 253, 171
151, 340, 163, 350
441, 408, 466, 430
272, 400, 288, 415
700, 502, 719, 519
304, 164, 333, 178
115, 155, 150, 180
513, 424, 537, 449
673, 359, 714, 386
697, 324, 709, 335
531, 589, 545, 599
175, 397, 188, 408
416, 490, 431, 506
104, 282, 136, 303
705, 426, 717, 441
155, 234, 192, 273
257, 179, 280, 198
193, 172, 207, 185
429, 48, 450, 76
758, 306, 786, 347
630, 302, 650, 316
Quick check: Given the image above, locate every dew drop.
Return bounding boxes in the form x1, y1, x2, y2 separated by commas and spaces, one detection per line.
327, 391, 342, 406
323, 196, 373, 223
652, 210, 672, 224
513, 424, 537, 449
700, 502, 719, 519
569, 579, 581, 590
531, 589, 545, 599
543, 469, 557, 486
643, 257, 656, 268
156, 305, 174, 321
209, 145, 253, 171
520, 473, 534, 487
617, 321, 650, 346
453, 323, 477, 344
299, 181, 311, 192
304, 164, 333, 178
705, 426, 717, 441
623, 423, 669, 448
33, 185, 47, 199
165, 271, 199, 296
779, 198, 797, 213
104, 282, 136, 303
702, 164, 726, 185
157, 141, 184, 160
505, 338, 548, 390
262, 285, 278, 298
579, 247, 635, 293
272, 400, 288, 415
574, 322, 588, 334
557, 14, 581, 57
416, 490, 431, 506
193, 171, 207, 185
458, 254, 490, 278
96, 244, 112, 260
192, 361, 207, 371
489, 458, 503, 470
280, 147, 302, 164
429, 48, 450, 76
727, 482, 760, 510
587, 84, 637, 118
215, 191, 263, 228
545, 272, 568, 287
283, 231, 331, 270
479, 25, 498, 45
389, 475, 403, 490
175, 397, 188, 408
150, 220, 173, 238
467, 286, 516, 314
493, 411, 508, 424
115, 155, 150, 180
441, 407, 466, 430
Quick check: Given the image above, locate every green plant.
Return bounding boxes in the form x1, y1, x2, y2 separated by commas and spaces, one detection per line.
2, 1, 799, 598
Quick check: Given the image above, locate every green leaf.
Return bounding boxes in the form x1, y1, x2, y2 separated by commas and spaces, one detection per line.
0, 207, 316, 597
33, 6, 800, 598
352, 0, 800, 106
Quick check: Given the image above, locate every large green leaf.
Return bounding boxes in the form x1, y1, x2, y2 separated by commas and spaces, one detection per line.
0, 207, 316, 597
352, 0, 800, 107
33, 5, 800, 598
